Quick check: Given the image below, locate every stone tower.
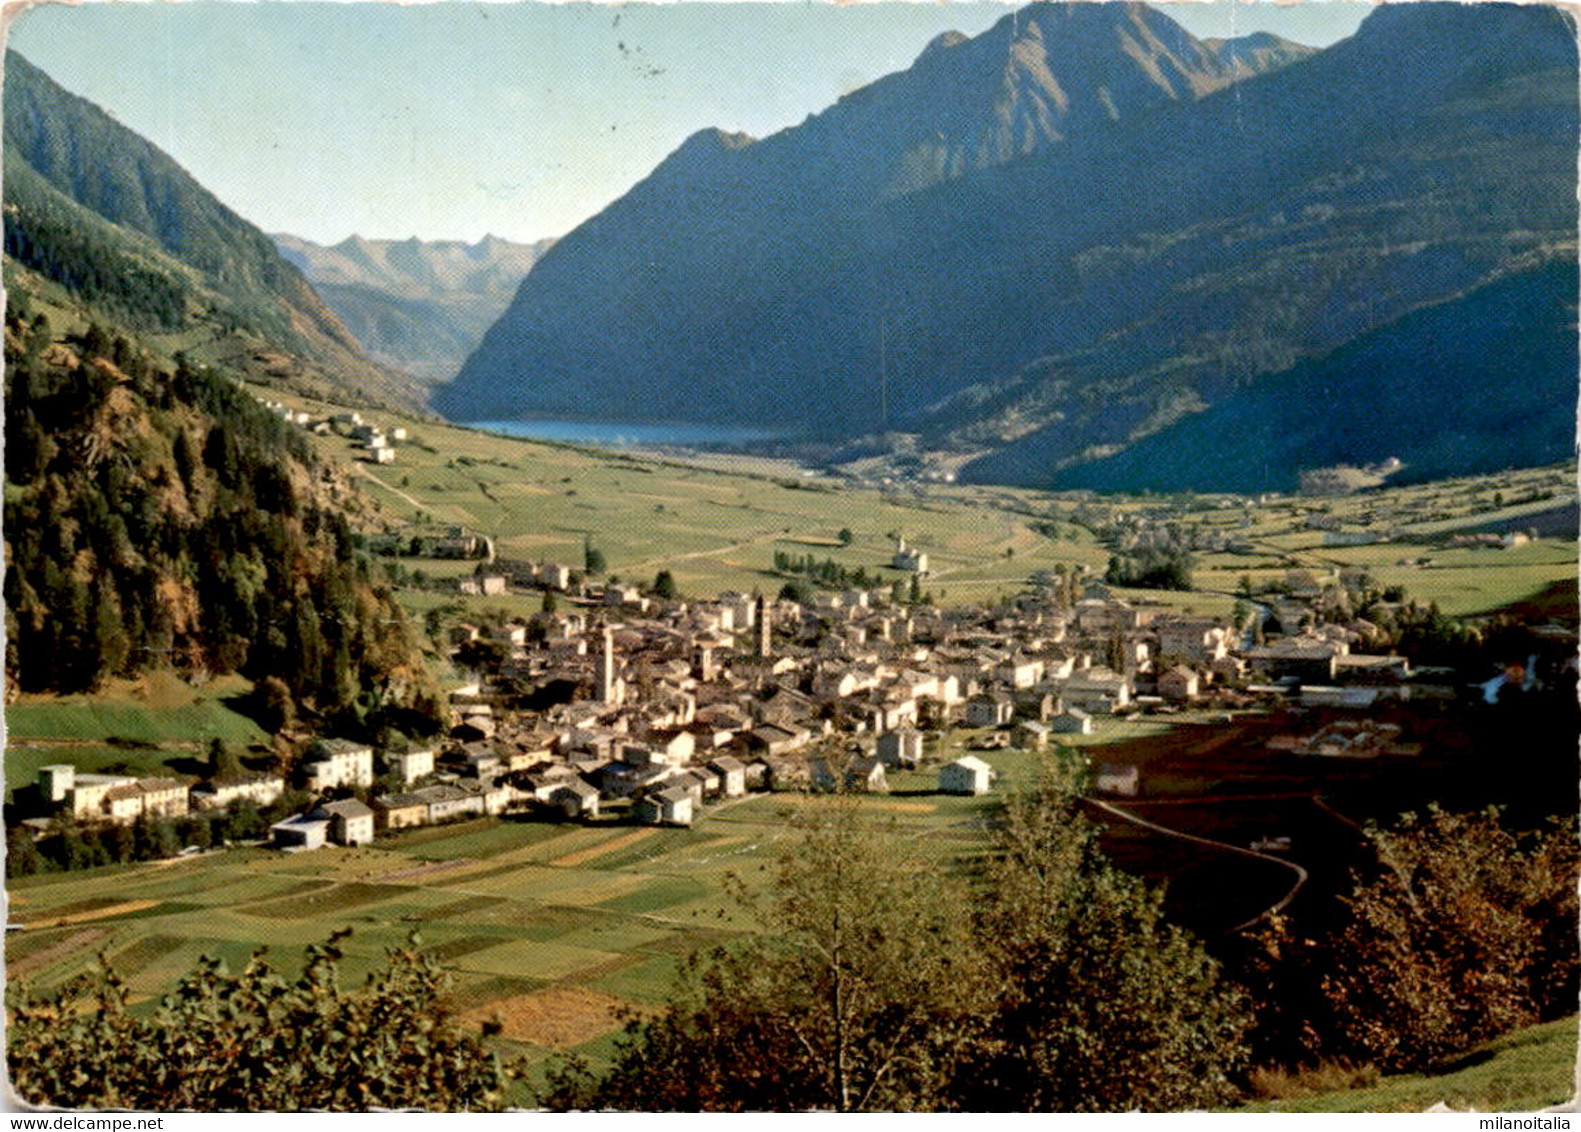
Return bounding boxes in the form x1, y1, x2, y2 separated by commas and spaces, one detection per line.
756, 594, 772, 659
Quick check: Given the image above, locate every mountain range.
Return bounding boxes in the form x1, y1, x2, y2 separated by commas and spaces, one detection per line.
437, 1, 1578, 492
273, 232, 555, 383
2, 51, 423, 409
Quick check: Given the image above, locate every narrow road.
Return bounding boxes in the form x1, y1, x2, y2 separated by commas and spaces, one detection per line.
1084, 796, 1310, 933
620, 531, 783, 573
355, 465, 428, 511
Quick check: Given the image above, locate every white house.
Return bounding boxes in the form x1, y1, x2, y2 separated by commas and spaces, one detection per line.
302, 740, 374, 791
939, 756, 994, 796
876, 728, 925, 768
635, 785, 694, 826
313, 799, 376, 846
385, 748, 435, 787
707, 755, 747, 798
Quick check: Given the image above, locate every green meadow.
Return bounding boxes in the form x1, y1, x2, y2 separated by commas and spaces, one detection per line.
5, 747, 1049, 1104
272, 395, 1572, 620
1240, 1016, 1578, 1113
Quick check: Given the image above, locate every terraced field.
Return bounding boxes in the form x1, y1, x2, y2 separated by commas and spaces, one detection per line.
4, 751, 1045, 1102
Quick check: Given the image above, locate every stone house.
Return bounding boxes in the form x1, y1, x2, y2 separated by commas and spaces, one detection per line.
634, 784, 694, 826
965, 694, 1015, 728
1051, 708, 1094, 735
876, 729, 924, 768
707, 755, 747, 797
939, 756, 994, 796
1158, 665, 1201, 701
313, 799, 375, 846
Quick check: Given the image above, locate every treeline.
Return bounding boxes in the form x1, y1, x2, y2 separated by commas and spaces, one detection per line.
1104, 546, 1194, 590
2, 304, 442, 733
773, 550, 885, 591
3, 793, 308, 878
3, 177, 191, 332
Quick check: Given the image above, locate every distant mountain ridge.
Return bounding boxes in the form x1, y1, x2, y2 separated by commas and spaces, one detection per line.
1006, 259, 1580, 493
2, 51, 423, 409
438, 1, 1577, 492
274, 232, 555, 382
438, 0, 1314, 426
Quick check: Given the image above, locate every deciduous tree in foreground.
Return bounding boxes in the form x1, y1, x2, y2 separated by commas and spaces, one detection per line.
539, 781, 1252, 1111
8, 930, 520, 1111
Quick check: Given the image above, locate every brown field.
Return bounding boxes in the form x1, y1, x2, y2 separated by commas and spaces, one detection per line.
29, 899, 159, 927
371, 857, 483, 883
551, 828, 657, 868
771, 794, 937, 814
460, 984, 647, 1048
8, 928, 109, 977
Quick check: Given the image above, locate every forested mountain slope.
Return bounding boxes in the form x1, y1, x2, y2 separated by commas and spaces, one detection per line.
3, 51, 424, 409
439, 2, 1576, 492
2, 299, 442, 734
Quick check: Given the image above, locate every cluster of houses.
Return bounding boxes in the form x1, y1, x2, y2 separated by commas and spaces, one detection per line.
256, 400, 407, 464
354, 567, 1420, 840
29, 753, 295, 831
25, 554, 1428, 856
33, 765, 193, 825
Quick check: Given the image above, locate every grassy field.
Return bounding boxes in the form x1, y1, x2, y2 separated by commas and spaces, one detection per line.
4, 744, 1051, 1104
4, 673, 272, 799
233, 393, 1577, 626
1241, 1016, 1578, 1113
264, 393, 1133, 605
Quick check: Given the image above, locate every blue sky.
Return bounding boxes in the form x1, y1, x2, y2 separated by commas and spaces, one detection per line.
6, 1, 1373, 245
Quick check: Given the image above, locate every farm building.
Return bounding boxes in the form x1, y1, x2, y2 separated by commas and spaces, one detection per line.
635, 785, 693, 826
459, 575, 508, 596
271, 814, 331, 851
1051, 709, 1094, 735
707, 755, 747, 797
965, 695, 1014, 728
1015, 720, 1052, 749
939, 756, 994, 796
549, 779, 601, 819
876, 729, 924, 768
1158, 666, 1201, 701
844, 757, 889, 793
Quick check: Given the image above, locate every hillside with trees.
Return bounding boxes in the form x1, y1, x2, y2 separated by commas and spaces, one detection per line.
2, 51, 424, 410
2, 297, 443, 736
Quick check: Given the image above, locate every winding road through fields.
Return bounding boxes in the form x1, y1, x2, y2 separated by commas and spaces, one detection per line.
1084, 796, 1310, 933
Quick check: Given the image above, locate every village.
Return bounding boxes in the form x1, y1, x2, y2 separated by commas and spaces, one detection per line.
21, 536, 1517, 857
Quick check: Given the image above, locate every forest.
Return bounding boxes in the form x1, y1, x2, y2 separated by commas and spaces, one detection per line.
1, 298, 442, 736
